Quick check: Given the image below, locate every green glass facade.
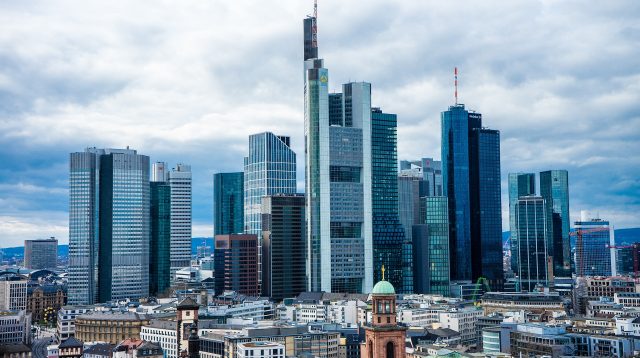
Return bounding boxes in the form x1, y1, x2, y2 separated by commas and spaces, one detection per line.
371, 108, 410, 293
508, 173, 536, 273
213, 172, 244, 235
515, 196, 549, 292
540, 170, 570, 277
414, 196, 450, 295
150, 181, 171, 296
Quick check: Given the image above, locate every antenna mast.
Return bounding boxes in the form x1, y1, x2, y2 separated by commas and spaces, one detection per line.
312, 0, 318, 48
454, 67, 458, 105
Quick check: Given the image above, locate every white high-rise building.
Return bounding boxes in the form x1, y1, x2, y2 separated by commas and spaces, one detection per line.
168, 164, 192, 283
0, 276, 27, 311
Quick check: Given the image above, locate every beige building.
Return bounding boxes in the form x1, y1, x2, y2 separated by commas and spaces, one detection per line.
481, 292, 566, 320
75, 312, 151, 344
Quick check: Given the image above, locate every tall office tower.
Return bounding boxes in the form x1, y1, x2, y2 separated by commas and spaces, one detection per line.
413, 197, 450, 295
304, 13, 373, 293
243, 132, 297, 236
168, 164, 192, 284
24, 238, 58, 269
616, 243, 640, 276
371, 108, 410, 293
214, 234, 260, 296
514, 196, 549, 292
261, 194, 306, 300
213, 172, 244, 235
399, 158, 443, 197
441, 104, 504, 290
150, 178, 171, 296
575, 215, 613, 277
508, 173, 536, 273
69, 148, 150, 304
397, 175, 421, 242
540, 170, 570, 277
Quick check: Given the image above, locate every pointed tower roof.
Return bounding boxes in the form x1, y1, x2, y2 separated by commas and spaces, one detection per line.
177, 297, 199, 309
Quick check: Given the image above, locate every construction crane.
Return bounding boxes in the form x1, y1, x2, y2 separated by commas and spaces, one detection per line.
570, 226, 611, 277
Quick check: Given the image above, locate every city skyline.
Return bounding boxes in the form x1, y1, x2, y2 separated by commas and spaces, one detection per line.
1, 1, 639, 246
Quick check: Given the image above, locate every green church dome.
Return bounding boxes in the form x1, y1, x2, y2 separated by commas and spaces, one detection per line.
371, 280, 396, 295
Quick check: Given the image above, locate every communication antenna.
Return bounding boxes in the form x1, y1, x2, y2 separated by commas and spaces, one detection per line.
454, 67, 458, 104
312, 0, 318, 48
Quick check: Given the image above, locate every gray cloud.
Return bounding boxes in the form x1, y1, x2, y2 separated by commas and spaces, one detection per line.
0, 0, 638, 247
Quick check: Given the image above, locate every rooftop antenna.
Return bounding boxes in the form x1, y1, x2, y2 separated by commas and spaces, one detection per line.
312, 0, 318, 48
454, 67, 458, 105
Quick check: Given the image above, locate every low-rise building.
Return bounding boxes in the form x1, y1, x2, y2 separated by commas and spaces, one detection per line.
58, 337, 83, 358
237, 342, 284, 358
0, 276, 28, 311
75, 312, 151, 344
437, 307, 482, 346
481, 292, 566, 320
83, 343, 114, 358
56, 306, 92, 340
27, 283, 66, 322
509, 323, 572, 357
0, 310, 31, 345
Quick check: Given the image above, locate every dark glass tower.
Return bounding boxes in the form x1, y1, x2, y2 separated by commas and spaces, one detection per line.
371, 108, 410, 293
508, 173, 536, 273
540, 170, 570, 277
261, 194, 307, 300
213, 172, 244, 235
414, 196, 450, 295
514, 196, 549, 292
441, 104, 504, 290
150, 181, 171, 296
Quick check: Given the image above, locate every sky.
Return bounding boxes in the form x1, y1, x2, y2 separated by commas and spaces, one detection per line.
0, 0, 639, 248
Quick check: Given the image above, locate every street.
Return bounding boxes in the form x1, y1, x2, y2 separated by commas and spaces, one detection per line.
32, 338, 53, 358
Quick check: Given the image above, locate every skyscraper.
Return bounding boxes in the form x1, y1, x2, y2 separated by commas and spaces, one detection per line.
540, 170, 570, 277
243, 132, 297, 236
441, 104, 503, 290
303, 13, 373, 293
24, 238, 58, 270
508, 173, 536, 273
213, 172, 244, 235
371, 108, 410, 293
168, 164, 192, 284
69, 147, 150, 305
514, 196, 549, 292
575, 215, 612, 277
150, 172, 171, 296
261, 194, 306, 300
413, 196, 450, 296
214, 234, 260, 296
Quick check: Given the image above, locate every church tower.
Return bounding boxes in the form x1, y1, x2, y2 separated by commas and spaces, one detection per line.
176, 297, 199, 357
361, 267, 406, 358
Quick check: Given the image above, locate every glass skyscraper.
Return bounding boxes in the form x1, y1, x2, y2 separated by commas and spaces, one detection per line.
150, 180, 171, 296
514, 196, 549, 292
575, 217, 612, 277
243, 132, 297, 236
508, 173, 536, 273
303, 15, 373, 293
540, 170, 570, 277
414, 196, 450, 296
371, 108, 410, 293
168, 164, 192, 285
69, 148, 150, 305
213, 172, 244, 235
441, 104, 504, 290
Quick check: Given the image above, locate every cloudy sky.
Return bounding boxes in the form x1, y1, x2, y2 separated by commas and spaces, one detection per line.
0, 0, 638, 247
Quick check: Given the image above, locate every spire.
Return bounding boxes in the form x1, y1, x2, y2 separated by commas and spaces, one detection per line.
454, 67, 458, 105
312, 0, 318, 48
382, 265, 386, 281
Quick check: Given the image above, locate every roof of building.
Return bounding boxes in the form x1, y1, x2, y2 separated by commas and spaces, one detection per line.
295, 291, 369, 302
0, 344, 31, 354
372, 280, 395, 295
83, 343, 114, 356
59, 337, 84, 349
114, 338, 144, 352
177, 297, 199, 309
136, 341, 163, 357
77, 311, 151, 321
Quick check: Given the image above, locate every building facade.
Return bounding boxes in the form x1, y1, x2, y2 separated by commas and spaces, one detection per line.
150, 178, 171, 296
370, 108, 410, 294
213, 172, 244, 235
360, 279, 406, 358
261, 195, 306, 300
24, 238, 58, 270
0, 276, 27, 311
214, 234, 260, 296
68, 147, 150, 304
168, 164, 192, 285
74, 312, 151, 344
507, 173, 535, 273
441, 105, 503, 290
27, 283, 66, 322
575, 217, 612, 277
514, 196, 549, 292
413, 197, 450, 296
540, 170, 570, 277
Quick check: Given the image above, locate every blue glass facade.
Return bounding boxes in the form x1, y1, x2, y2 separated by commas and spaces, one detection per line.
540, 170, 571, 277
508, 173, 536, 273
213, 172, 244, 235
575, 219, 612, 276
515, 196, 549, 292
371, 108, 410, 293
441, 104, 504, 290
441, 104, 473, 282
